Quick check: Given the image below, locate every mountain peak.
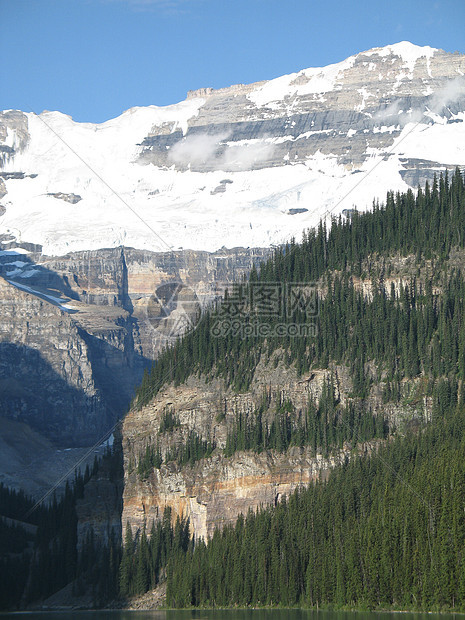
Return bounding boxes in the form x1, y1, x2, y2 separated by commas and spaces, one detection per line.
360, 41, 438, 67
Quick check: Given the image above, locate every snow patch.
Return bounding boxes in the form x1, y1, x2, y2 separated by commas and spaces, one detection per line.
18, 269, 40, 278
3, 260, 28, 268
363, 41, 437, 72
6, 280, 76, 311
0, 42, 462, 256
0, 248, 30, 256
247, 56, 356, 108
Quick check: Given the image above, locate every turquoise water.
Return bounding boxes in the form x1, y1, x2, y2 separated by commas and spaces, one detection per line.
0, 610, 460, 620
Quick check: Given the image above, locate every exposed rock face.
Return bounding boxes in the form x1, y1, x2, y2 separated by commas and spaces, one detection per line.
121, 256, 435, 544
0, 277, 115, 446
0, 110, 29, 166
123, 246, 271, 358
0, 240, 269, 494
123, 446, 343, 541
0, 42, 461, 511
0, 250, 149, 453
140, 46, 465, 180
47, 192, 82, 204
0, 244, 271, 360
0, 416, 112, 497
121, 351, 417, 539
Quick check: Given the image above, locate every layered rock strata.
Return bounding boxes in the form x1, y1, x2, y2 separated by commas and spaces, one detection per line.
121, 354, 424, 540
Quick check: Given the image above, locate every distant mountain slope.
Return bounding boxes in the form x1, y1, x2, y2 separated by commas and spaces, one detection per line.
0, 42, 464, 255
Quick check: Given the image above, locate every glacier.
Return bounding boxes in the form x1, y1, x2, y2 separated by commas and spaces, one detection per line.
0, 41, 464, 256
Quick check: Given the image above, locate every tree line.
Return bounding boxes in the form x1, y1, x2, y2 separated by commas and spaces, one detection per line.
3, 169, 465, 610
134, 168, 465, 405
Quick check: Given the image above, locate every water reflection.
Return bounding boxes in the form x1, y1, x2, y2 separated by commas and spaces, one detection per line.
0, 610, 460, 620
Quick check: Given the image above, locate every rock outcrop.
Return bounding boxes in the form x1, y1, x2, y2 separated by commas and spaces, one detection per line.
0, 110, 29, 166
0, 244, 271, 360
140, 46, 465, 178
120, 243, 439, 543
122, 445, 343, 541
47, 192, 82, 204
0, 276, 114, 446
0, 241, 269, 493
120, 350, 421, 540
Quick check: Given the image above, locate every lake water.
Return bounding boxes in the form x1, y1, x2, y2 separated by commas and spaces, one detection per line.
0, 610, 460, 620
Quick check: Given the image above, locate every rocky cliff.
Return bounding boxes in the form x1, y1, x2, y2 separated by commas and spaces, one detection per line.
0, 242, 270, 358
140, 46, 465, 175
0, 276, 111, 446
0, 240, 269, 493
119, 248, 445, 541
120, 348, 424, 540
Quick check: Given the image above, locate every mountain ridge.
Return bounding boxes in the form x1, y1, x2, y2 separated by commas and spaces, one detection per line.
1, 42, 464, 256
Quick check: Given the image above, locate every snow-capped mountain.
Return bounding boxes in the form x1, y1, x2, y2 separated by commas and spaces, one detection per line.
1, 41, 465, 256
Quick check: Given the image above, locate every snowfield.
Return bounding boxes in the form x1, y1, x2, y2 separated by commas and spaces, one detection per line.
1, 42, 464, 256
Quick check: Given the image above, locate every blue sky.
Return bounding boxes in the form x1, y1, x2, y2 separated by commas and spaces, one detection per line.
2, 0, 464, 123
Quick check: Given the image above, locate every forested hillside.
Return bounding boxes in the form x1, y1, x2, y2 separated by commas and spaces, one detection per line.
167, 402, 465, 609
0, 453, 121, 610
119, 168, 465, 611
136, 169, 465, 403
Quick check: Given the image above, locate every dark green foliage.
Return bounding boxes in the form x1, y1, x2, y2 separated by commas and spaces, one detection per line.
123, 170, 465, 611
137, 442, 163, 478
6, 171, 465, 610
119, 507, 191, 598
0, 485, 42, 610
165, 432, 216, 468
166, 402, 465, 610
0, 519, 35, 610
224, 386, 388, 458
20, 480, 79, 604
159, 408, 180, 433
75, 528, 121, 606
0, 483, 43, 524
137, 432, 216, 478
1, 446, 123, 609
0, 519, 32, 553
0, 553, 31, 610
